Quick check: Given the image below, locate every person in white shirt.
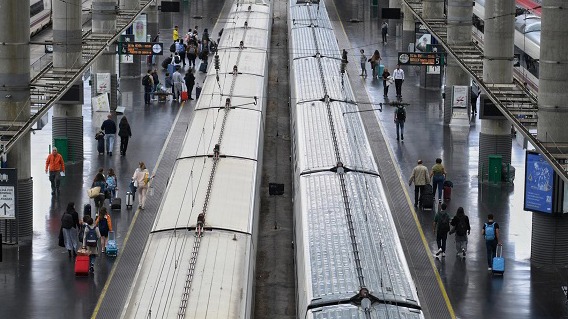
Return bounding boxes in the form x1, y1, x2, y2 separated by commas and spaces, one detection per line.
359, 49, 367, 77
393, 64, 405, 98
172, 68, 184, 102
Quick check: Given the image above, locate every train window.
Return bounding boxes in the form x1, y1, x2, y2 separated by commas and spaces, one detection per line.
30, 1, 45, 18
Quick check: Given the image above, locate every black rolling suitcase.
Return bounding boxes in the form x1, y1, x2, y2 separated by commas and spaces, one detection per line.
95, 131, 105, 155
420, 184, 435, 209
83, 203, 92, 218
111, 191, 121, 210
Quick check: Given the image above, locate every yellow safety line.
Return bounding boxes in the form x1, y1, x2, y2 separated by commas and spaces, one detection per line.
91, 99, 187, 318
327, 0, 456, 317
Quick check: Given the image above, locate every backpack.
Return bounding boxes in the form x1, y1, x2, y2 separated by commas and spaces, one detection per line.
455, 216, 468, 236
86, 226, 98, 247
61, 212, 74, 229
142, 75, 150, 86
439, 212, 450, 233
397, 107, 406, 121
98, 217, 109, 234
485, 222, 496, 241
174, 55, 181, 64
106, 176, 117, 188
188, 46, 196, 55
169, 43, 176, 53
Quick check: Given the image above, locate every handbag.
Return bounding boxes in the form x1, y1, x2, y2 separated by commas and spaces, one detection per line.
87, 186, 101, 198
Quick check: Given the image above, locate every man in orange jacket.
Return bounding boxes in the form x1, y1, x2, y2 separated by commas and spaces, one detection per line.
45, 147, 65, 195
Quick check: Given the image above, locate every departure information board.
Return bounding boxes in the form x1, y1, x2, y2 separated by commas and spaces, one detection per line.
123, 42, 164, 55
397, 52, 443, 66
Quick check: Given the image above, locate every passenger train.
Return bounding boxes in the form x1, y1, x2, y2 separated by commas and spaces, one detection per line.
289, 1, 423, 318
121, 1, 271, 318
473, 0, 541, 93
31, 0, 52, 36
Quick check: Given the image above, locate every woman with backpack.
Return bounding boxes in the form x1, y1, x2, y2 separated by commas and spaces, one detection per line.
132, 162, 154, 210
82, 216, 100, 272
61, 202, 80, 256
95, 208, 113, 253
450, 207, 471, 258
106, 168, 118, 204
186, 43, 198, 68
91, 173, 107, 214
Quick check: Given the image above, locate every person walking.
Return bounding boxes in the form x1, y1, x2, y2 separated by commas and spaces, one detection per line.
106, 168, 117, 204
433, 203, 451, 258
341, 49, 348, 63
118, 116, 132, 156
173, 25, 179, 41
393, 64, 405, 98
142, 69, 154, 105
382, 67, 391, 97
450, 207, 471, 257
177, 39, 187, 67
172, 67, 184, 102
381, 21, 389, 44
95, 207, 113, 253
132, 162, 154, 210
359, 49, 367, 77
184, 70, 196, 100
394, 104, 406, 141
91, 173, 107, 215
430, 158, 447, 203
45, 147, 65, 195
482, 214, 501, 271
151, 69, 160, 101
470, 87, 478, 116
61, 202, 80, 256
368, 50, 381, 79
101, 114, 117, 156
186, 42, 198, 68
408, 160, 430, 207
82, 216, 100, 272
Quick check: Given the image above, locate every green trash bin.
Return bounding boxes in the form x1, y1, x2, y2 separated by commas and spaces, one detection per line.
54, 137, 69, 163
488, 155, 502, 183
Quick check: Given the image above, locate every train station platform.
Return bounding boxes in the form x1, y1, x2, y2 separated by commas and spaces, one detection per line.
0, 1, 224, 318
328, 0, 568, 318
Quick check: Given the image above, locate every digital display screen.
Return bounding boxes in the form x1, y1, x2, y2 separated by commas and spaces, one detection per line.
382, 8, 401, 19
123, 42, 163, 55
398, 52, 443, 66
524, 151, 555, 213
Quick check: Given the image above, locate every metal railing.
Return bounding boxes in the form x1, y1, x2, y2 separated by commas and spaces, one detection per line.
400, 0, 568, 183
0, 0, 153, 156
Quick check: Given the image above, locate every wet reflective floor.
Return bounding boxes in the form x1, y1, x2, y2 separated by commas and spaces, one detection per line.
329, 0, 568, 318
0, 1, 222, 317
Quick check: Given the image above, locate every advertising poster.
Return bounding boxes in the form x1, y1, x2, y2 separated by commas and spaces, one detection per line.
134, 14, 147, 43
92, 93, 110, 112
416, 34, 431, 52
452, 86, 469, 108
96, 73, 111, 93
524, 152, 554, 213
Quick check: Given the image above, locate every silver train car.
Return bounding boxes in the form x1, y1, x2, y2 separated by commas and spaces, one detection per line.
121, 1, 271, 318
473, 0, 540, 92
289, 1, 423, 318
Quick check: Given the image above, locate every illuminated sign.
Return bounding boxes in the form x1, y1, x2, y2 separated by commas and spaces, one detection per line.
397, 52, 444, 66
122, 42, 164, 55
524, 151, 554, 213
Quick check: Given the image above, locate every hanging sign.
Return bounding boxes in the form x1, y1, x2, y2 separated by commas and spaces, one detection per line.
96, 73, 111, 93
0, 168, 17, 220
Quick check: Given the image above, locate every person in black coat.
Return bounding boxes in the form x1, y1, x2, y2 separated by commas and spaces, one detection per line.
118, 116, 132, 156
184, 70, 196, 100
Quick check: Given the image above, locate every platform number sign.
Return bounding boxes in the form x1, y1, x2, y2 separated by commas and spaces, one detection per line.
0, 168, 17, 220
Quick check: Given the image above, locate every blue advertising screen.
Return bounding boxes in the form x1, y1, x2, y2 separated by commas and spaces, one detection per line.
524, 152, 554, 213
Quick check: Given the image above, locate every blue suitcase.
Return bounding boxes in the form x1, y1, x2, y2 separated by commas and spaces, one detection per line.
492, 245, 504, 274
167, 64, 176, 75
106, 231, 118, 257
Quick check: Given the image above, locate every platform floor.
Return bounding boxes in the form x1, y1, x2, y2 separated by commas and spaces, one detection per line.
330, 0, 568, 318
0, 2, 221, 318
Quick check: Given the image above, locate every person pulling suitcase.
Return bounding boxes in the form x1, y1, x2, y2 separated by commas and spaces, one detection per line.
482, 214, 502, 271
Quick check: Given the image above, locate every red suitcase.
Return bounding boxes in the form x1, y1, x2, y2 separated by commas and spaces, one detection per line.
75, 255, 90, 276
181, 91, 189, 101
443, 185, 452, 201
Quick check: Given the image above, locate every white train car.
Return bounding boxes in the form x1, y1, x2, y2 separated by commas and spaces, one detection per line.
121, 1, 271, 318
473, 0, 540, 92
30, 0, 52, 36
289, 1, 423, 318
